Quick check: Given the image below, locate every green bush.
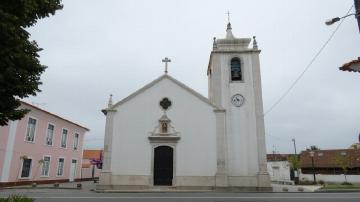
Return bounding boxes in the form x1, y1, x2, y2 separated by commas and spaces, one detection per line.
299, 180, 314, 185
341, 182, 352, 185
0, 195, 34, 202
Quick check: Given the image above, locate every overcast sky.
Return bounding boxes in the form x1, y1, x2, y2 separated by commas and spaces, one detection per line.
25, 0, 360, 154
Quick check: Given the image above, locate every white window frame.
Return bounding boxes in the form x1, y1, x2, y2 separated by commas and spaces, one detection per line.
56, 157, 65, 177
60, 128, 68, 148
73, 133, 80, 150
24, 116, 37, 143
18, 157, 33, 179
69, 158, 78, 181
40, 155, 51, 177
45, 123, 55, 146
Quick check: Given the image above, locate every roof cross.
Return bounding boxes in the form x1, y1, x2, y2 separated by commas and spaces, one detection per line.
162, 57, 171, 74
225, 11, 231, 23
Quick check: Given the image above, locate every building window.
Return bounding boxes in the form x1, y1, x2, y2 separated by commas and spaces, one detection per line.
57, 158, 64, 176
61, 129, 68, 148
73, 133, 79, 150
20, 159, 32, 178
41, 156, 51, 176
230, 57, 242, 81
46, 124, 54, 146
25, 117, 37, 142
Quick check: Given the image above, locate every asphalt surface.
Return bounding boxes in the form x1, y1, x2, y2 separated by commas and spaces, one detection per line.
1, 189, 360, 202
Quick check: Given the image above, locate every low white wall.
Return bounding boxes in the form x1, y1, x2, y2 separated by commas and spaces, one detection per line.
300, 173, 360, 183
267, 161, 291, 183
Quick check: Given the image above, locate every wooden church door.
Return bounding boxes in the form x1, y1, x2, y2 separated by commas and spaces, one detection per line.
153, 146, 173, 186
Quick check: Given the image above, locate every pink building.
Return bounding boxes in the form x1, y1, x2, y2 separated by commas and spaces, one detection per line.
0, 101, 89, 186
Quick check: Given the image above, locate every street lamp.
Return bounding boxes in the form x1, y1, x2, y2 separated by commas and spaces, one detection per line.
325, 13, 357, 25
325, 0, 360, 32
309, 151, 317, 184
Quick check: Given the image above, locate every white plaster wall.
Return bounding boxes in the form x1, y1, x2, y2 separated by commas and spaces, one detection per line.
111, 78, 217, 177
210, 52, 259, 176
267, 161, 291, 182
300, 173, 360, 183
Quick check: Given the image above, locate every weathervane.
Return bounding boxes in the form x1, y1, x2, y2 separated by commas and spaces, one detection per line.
162, 57, 171, 74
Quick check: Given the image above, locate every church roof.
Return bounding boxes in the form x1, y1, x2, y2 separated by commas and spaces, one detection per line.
105, 74, 222, 112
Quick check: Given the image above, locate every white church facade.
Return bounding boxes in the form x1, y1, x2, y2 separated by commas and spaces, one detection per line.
98, 23, 271, 191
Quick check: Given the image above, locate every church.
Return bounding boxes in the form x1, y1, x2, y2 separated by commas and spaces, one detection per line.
98, 22, 271, 191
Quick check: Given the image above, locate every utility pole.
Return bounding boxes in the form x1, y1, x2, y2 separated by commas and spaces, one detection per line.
355, 0, 360, 32
292, 138, 299, 184
292, 138, 297, 156
309, 151, 317, 184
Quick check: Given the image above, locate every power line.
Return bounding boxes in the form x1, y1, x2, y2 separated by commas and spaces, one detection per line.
264, 5, 354, 116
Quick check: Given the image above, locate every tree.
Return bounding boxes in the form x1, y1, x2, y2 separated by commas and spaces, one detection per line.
335, 153, 351, 183
288, 154, 301, 184
288, 155, 301, 171
307, 145, 320, 151
0, 0, 63, 126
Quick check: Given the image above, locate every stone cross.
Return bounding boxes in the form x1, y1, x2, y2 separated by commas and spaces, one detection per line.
225, 11, 231, 23
162, 57, 171, 74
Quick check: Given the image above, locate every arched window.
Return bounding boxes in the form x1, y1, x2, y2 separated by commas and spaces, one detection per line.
231, 57, 242, 81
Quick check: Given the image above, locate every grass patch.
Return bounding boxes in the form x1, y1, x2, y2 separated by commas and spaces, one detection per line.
322, 184, 360, 189
0, 195, 34, 202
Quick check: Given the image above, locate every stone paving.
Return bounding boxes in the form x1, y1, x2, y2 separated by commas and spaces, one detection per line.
2, 181, 323, 193
2, 180, 97, 191
271, 184, 322, 192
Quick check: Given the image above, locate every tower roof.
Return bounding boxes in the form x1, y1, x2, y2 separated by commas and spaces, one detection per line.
226, 22, 235, 39
213, 23, 252, 51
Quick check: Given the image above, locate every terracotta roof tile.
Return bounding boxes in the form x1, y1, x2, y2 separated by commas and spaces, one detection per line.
300, 149, 360, 168
83, 150, 102, 159
339, 57, 360, 73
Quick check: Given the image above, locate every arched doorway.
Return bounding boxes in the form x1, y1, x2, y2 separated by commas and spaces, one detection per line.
153, 146, 173, 185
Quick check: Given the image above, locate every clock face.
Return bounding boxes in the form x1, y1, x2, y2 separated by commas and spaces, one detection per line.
231, 94, 245, 107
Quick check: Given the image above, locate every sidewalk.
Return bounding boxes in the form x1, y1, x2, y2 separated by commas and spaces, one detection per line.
2, 181, 324, 193
1, 181, 97, 191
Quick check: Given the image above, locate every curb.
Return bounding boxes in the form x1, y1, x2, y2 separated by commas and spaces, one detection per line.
1, 187, 81, 190
316, 189, 360, 193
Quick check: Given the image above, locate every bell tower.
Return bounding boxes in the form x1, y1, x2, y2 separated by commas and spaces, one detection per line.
208, 22, 271, 188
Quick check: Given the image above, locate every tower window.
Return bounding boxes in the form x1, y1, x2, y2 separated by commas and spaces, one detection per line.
231, 57, 242, 81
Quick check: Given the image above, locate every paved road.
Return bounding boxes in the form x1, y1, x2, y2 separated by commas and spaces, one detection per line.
1, 190, 360, 202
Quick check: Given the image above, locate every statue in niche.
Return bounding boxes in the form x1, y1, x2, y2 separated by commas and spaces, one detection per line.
161, 122, 168, 133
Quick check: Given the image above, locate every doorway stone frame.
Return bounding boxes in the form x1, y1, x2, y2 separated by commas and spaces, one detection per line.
148, 137, 180, 186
